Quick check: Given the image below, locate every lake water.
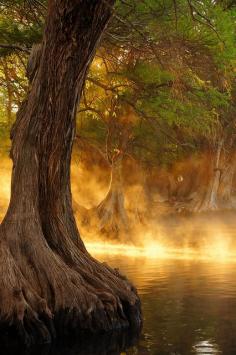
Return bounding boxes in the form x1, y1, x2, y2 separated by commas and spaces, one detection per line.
90, 252, 236, 355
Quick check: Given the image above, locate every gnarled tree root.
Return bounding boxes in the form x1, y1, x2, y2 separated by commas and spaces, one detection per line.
0, 231, 142, 347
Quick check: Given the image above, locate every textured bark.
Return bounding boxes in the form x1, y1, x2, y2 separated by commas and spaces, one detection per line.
0, 0, 141, 346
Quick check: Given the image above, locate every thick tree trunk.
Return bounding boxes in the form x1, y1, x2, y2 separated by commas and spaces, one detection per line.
0, 0, 141, 346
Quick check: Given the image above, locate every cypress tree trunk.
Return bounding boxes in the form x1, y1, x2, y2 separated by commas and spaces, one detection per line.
88, 125, 131, 240
0, 0, 141, 345
195, 140, 223, 212
218, 152, 236, 208
95, 155, 130, 238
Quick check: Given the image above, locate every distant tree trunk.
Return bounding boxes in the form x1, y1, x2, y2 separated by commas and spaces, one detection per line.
94, 154, 130, 239
0, 0, 141, 346
87, 123, 131, 240
194, 140, 223, 212
218, 152, 236, 208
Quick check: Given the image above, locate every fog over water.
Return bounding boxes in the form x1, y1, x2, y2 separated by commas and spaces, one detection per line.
2, 157, 236, 259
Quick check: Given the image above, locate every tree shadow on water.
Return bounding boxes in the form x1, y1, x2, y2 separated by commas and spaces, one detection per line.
1, 329, 140, 355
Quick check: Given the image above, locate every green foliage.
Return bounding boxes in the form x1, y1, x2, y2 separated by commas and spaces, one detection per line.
0, 18, 42, 55
0, 0, 45, 56
77, 114, 107, 145
129, 62, 174, 86
1, 0, 236, 167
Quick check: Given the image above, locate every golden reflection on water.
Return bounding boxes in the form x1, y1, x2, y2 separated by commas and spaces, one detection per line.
193, 340, 221, 354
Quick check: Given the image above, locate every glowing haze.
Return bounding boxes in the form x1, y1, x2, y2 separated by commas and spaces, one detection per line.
1, 157, 236, 263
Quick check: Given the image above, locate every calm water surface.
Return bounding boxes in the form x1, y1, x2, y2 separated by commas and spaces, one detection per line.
94, 253, 236, 355
2, 250, 236, 355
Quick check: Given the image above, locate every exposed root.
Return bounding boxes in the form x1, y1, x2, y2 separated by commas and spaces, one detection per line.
0, 223, 141, 346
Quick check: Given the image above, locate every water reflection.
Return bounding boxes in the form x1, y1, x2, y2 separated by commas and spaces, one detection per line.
2, 329, 140, 355
193, 340, 221, 354
92, 253, 236, 355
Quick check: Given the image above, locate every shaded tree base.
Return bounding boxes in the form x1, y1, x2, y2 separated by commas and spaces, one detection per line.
0, 323, 141, 353
0, 217, 142, 347
0, 272, 141, 347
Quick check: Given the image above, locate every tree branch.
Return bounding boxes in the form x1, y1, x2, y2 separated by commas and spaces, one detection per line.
0, 43, 30, 54
86, 76, 184, 148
